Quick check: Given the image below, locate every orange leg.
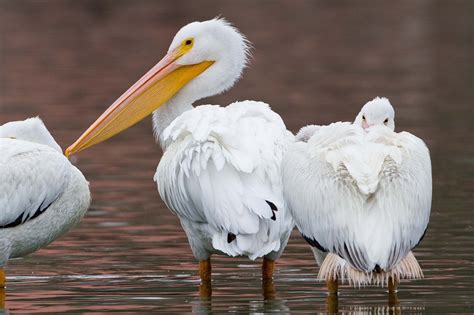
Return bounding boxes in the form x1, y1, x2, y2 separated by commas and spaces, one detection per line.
262, 257, 275, 280
326, 277, 338, 295
388, 276, 398, 293
199, 280, 212, 299
0, 269, 5, 288
387, 276, 400, 308
0, 268, 5, 309
198, 259, 212, 298
0, 288, 4, 310
262, 278, 276, 300
199, 259, 212, 282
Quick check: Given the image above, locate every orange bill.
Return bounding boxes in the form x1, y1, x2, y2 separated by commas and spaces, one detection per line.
65, 46, 213, 157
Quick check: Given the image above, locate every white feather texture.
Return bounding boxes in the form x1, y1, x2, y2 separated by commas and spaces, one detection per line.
0, 118, 90, 266
153, 18, 252, 143
282, 99, 431, 285
0, 117, 62, 153
295, 125, 321, 142
155, 101, 294, 260
147, 19, 295, 262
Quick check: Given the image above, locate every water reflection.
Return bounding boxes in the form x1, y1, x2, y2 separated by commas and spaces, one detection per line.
0, 0, 473, 313
193, 280, 291, 314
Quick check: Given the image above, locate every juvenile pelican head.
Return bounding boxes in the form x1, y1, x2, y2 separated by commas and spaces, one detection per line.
354, 97, 395, 131
0, 117, 62, 153
66, 18, 250, 156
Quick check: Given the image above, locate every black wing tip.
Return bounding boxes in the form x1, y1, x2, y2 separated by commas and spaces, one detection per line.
265, 200, 278, 211
1, 198, 54, 229
412, 226, 428, 250
265, 200, 278, 221
302, 234, 328, 252
227, 233, 236, 243
373, 264, 383, 273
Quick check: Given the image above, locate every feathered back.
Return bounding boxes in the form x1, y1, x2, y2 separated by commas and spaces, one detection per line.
283, 122, 431, 273
156, 101, 294, 259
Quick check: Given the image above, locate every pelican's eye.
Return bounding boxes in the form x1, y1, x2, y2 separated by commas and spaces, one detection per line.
384, 118, 389, 125
178, 38, 194, 56
362, 115, 366, 121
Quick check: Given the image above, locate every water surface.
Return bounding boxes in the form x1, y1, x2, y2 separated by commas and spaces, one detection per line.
1, 0, 473, 313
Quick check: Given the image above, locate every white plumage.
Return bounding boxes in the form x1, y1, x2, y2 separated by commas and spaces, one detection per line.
156, 101, 293, 260
65, 18, 295, 283
283, 97, 431, 287
150, 20, 295, 265
0, 118, 90, 279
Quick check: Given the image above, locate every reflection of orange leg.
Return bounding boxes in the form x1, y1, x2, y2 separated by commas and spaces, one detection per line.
326, 293, 338, 314
199, 259, 212, 282
388, 289, 400, 308
262, 257, 275, 280
326, 277, 338, 295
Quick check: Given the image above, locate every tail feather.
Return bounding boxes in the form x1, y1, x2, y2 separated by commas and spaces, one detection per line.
318, 252, 423, 287
212, 230, 280, 260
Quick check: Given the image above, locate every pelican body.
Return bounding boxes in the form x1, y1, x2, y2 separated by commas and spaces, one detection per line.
66, 18, 295, 284
282, 98, 431, 293
0, 118, 90, 286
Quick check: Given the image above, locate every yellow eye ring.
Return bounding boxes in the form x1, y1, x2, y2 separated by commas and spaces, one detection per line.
176, 38, 194, 57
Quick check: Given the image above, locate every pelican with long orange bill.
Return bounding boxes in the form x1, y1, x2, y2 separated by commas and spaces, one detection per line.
66, 40, 213, 155
66, 18, 295, 290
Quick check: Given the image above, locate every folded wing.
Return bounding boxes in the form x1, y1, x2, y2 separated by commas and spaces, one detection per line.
0, 139, 71, 228
156, 101, 294, 259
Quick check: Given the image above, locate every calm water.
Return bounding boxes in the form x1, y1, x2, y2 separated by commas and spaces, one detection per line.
1, 0, 473, 313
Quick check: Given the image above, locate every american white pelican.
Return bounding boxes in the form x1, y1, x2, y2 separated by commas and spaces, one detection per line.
65, 18, 294, 284
0, 118, 90, 287
282, 97, 431, 294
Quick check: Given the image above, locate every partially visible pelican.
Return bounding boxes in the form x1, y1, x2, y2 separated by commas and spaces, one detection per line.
282, 97, 431, 294
0, 118, 90, 287
66, 18, 294, 284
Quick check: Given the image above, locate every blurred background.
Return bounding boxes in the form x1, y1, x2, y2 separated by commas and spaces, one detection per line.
0, 0, 472, 313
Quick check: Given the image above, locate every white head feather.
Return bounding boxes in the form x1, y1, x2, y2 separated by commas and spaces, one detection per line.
152, 18, 252, 147
167, 18, 251, 103
354, 97, 395, 131
0, 117, 62, 153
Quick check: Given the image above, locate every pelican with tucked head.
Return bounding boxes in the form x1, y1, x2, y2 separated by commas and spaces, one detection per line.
284, 97, 431, 294
0, 118, 90, 289
66, 18, 294, 287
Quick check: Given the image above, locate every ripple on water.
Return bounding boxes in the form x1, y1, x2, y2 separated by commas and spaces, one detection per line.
1, 0, 473, 313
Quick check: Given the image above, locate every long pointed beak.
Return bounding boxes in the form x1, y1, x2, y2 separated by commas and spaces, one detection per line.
65, 49, 213, 157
